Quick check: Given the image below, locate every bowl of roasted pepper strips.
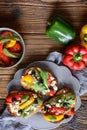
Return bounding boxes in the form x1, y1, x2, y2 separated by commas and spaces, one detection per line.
0, 28, 25, 69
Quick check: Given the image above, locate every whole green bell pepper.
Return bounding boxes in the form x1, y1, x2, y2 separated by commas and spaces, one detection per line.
46, 16, 76, 45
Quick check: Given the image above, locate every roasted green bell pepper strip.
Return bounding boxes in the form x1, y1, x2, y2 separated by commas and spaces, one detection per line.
0, 36, 20, 43
3, 48, 21, 58
46, 16, 76, 45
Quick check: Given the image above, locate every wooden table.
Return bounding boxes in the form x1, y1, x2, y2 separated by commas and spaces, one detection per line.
0, 0, 87, 130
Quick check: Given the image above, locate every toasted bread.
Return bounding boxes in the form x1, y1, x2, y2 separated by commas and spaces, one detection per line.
20, 67, 58, 97
41, 87, 76, 123
6, 90, 43, 118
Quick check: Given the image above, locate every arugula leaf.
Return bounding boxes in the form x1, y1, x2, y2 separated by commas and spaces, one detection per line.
40, 70, 48, 89
31, 84, 46, 91
21, 94, 29, 103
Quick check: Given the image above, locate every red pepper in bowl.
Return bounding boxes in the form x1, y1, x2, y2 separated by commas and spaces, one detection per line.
62, 44, 87, 70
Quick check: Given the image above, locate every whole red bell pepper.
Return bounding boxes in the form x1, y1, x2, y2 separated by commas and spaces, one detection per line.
62, 44, 87, 70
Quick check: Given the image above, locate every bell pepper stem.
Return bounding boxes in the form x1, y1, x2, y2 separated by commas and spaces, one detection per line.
73, 53, 82, 62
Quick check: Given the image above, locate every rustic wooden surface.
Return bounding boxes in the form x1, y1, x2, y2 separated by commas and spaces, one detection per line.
0, 0, 87, 130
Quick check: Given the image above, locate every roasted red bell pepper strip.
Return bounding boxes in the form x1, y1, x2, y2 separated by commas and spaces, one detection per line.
0, 30, 12, 38
0, 43, 3, 53
0, 43, 11, 66
48, 106, 67, 115
9, 42, 22, 53
62, 44, 87, 70
0, 53, 11, 66
66, 108, 75, 116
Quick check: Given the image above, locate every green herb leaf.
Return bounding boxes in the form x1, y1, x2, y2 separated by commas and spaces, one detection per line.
31, 84, 46, 91
40, 70, 48, 89
48, 115, 56, 121
21, 94, 29, 103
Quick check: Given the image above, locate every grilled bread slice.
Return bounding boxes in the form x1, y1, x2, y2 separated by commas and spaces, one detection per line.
20, 67, 58, 97
6, 90, 43, 118
41, 87, 76, 123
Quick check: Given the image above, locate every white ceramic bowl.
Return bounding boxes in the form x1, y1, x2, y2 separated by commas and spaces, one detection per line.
0, 27, 25, 69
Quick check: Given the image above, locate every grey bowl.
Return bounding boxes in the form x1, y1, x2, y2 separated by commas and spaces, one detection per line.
0, 27, 25, 69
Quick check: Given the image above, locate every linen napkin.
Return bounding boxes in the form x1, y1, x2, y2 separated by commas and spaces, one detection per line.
0, 51, 86, 130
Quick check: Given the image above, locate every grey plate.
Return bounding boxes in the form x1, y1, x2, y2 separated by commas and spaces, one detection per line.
7, 61, 81, 130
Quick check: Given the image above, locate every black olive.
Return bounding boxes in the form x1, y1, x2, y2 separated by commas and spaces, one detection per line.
64, 115, 69, 119
49, 86, 54, 91
34, 99, 38, 104
63, 103, 68, 107
44, 106, 49, 112
12, 97, 17, 102
31, 71, 35, 76
18, 109, 22, 114
39, 79, 43, 84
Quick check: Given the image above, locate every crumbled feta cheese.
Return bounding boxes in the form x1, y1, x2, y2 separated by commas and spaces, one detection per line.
46, 104, 51, 108
33, 94, 37, 98
54, 86, 58, 91
28, 70, 32, 74
56, 103, 60, 107
50, 76, 55, 80
51, 81, 56, 86
58, 100, 62, 103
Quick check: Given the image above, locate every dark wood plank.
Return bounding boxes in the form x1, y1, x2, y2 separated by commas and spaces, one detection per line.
0, 2, 87, 34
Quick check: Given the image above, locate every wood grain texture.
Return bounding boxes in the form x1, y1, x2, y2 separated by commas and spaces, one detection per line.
0, 1, 87, 34
0, 1, 87, 129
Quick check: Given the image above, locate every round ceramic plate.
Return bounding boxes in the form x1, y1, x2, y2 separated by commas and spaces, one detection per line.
7, 61, 81, 130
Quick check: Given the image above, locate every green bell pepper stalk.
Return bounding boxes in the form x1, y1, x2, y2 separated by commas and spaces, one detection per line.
46, 16, 76, 45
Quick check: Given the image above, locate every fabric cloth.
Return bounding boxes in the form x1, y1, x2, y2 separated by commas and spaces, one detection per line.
0, 51, 87, 130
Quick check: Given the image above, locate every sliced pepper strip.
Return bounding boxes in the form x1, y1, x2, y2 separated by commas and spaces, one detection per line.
19, 96, 34, 110
6, 40, 16, 48
0, 36, 20, 43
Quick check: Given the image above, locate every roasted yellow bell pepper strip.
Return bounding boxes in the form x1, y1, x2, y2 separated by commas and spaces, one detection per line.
21, 75, 34, 85
6, 40, 16, 48
43, 114, 64, 122
19, 96, 34, 110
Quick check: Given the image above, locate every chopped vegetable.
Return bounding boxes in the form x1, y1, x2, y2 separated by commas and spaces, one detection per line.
6, 40, 16, 48
43, 114, 64, 122
21, 94, 29, 103
0, 36, 20, 43
3, 48, 21, 58
19, 96, 34, 110
9, 42, 22, 53
21, 75, 34, 86
0, 30, 12, 37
